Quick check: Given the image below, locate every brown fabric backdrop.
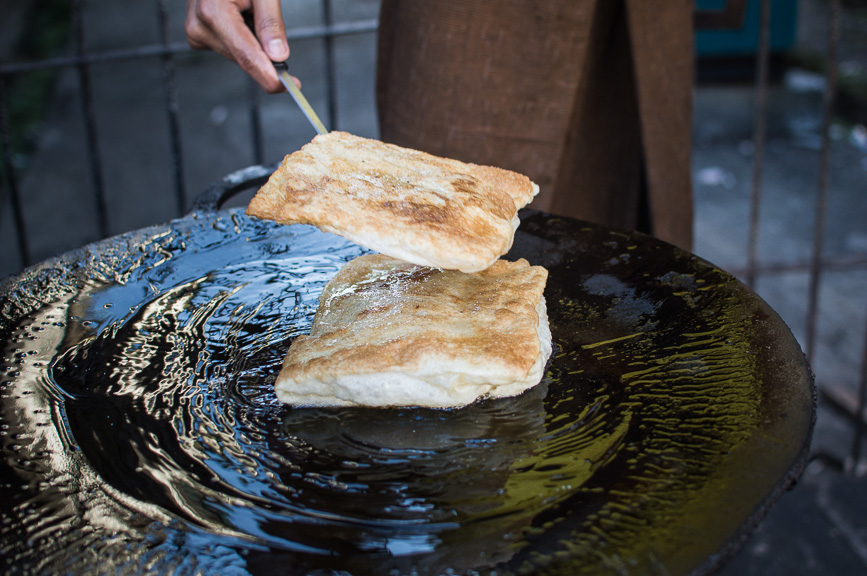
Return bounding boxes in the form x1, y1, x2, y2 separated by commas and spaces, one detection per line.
376, 0, 694, 250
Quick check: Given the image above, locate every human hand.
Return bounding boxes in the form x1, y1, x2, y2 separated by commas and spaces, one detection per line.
185, 0, 300, 93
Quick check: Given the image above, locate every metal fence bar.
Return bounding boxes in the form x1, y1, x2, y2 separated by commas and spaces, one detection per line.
72, 0, 108, 238
0, 74, 29, 266
0, 20, 380, 76
805, 0, 840, 364
746, 0, 772, 288
156, 0, 187, 216
248, 76, 264, 165
323, 0, 337, 131
0, 12, 378, 270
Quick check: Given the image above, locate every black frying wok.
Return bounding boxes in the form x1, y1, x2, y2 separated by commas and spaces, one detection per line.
0, 166, 814, 575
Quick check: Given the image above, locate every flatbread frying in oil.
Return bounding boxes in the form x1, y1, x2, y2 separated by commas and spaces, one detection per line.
246, 131, 539, 273
275, 254, 551, 408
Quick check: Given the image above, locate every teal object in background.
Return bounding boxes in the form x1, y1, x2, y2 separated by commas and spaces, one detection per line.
695, 0, 798, 56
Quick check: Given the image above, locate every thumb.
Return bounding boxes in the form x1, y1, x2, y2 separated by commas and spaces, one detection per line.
253, 0, 289, 61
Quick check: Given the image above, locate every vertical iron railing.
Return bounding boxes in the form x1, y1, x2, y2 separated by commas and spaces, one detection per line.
745, 0, 771, 289
699, 0, 862, 472
156, 0, 187, 216
247, 77, 264, 165
806, 0, 839, 365
0, 73, 29, 265
0, 0, 377, 271
323, 0, 338, 131
810, 0, 867, 476
71, 0, 109, 239
697, 0, 862, 473
741, 0, 865, 473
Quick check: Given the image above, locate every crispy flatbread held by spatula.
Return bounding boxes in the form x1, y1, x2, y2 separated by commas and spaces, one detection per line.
275, 254, 552, 409
246, 131, 539, 273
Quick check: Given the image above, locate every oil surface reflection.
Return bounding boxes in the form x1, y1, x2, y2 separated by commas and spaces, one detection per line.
0, 210, 813, 575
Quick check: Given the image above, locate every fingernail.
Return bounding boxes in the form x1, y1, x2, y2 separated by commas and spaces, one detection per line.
268, 39, 288, 61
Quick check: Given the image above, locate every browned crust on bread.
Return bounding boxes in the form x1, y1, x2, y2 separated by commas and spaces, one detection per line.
279, 255, 548, 383
246, 132, 539, 272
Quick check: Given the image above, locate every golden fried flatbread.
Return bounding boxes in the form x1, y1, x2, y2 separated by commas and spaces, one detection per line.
246, 132, 539, 273
275, 254, 551, 408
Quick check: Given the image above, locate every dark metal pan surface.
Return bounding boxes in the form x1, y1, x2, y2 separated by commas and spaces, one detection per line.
0, 204, 814, 575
